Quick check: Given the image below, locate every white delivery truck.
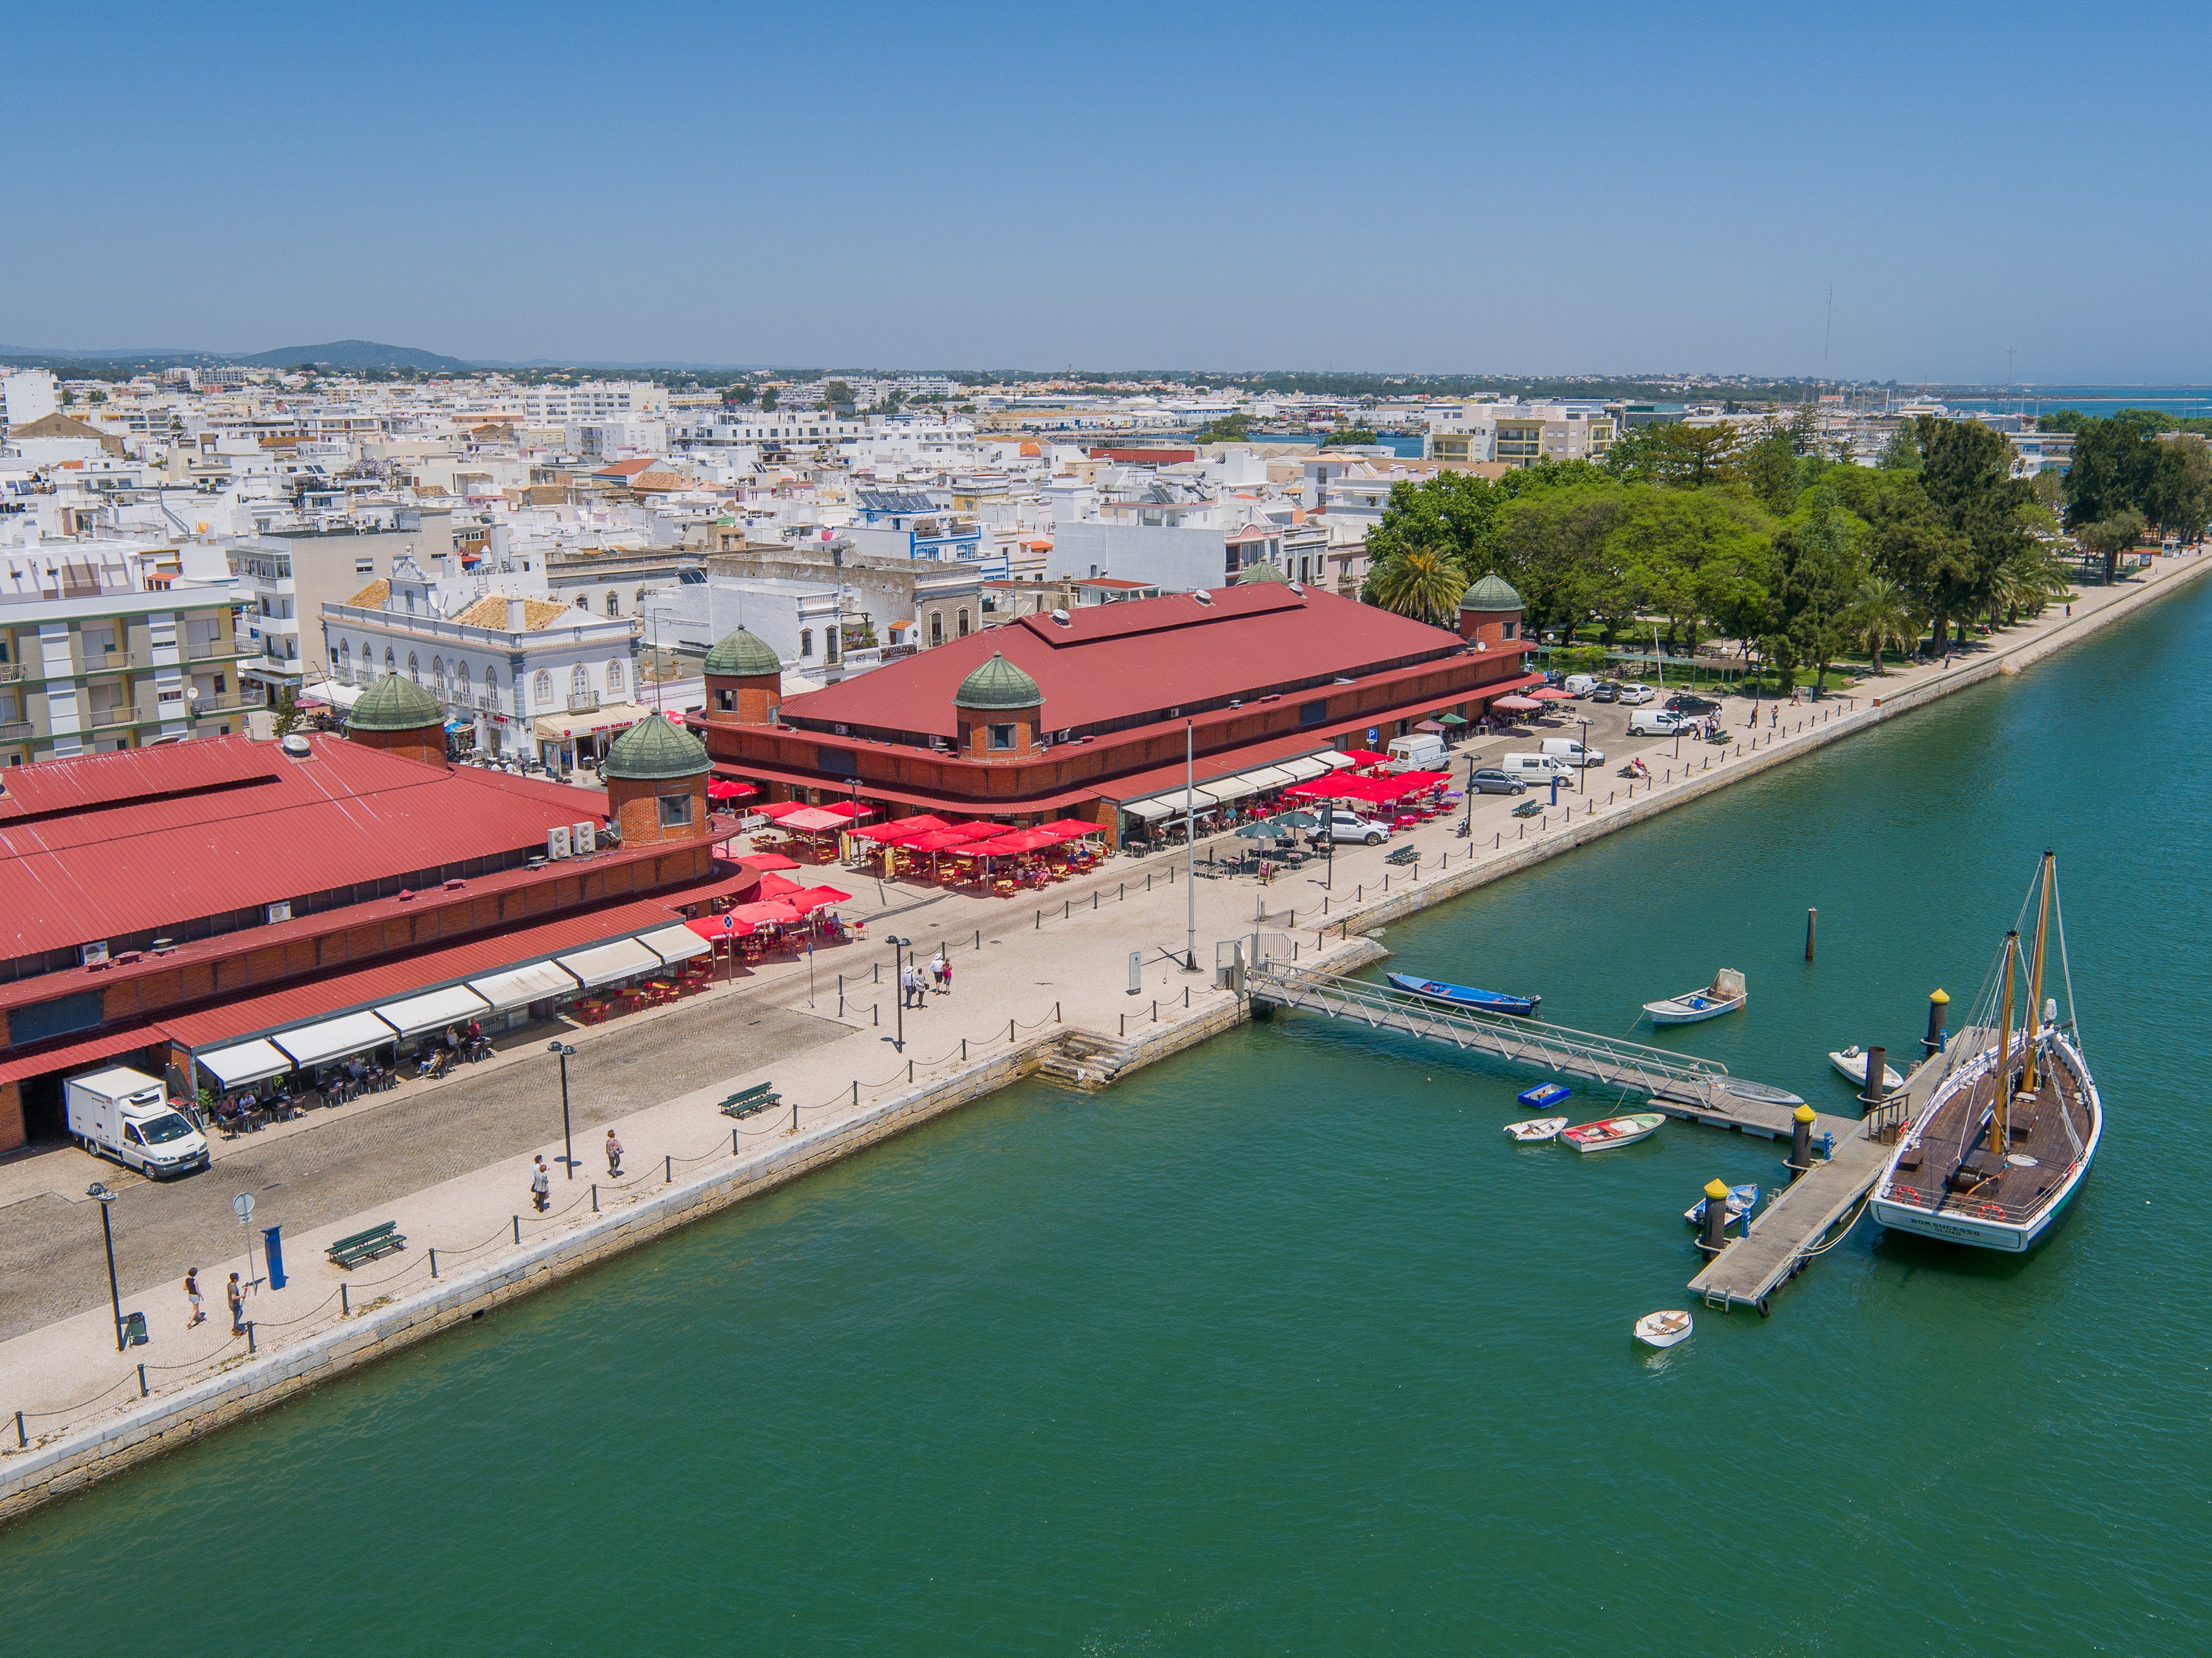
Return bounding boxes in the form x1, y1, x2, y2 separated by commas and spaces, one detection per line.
65, 1066, 210, 1179
1541, 736, 1606, 768
1385, 733, 1447, 772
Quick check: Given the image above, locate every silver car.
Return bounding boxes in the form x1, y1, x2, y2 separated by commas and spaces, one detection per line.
1617, 685, 1656, 705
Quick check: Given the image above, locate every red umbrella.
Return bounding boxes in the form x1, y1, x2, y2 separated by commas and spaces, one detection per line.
971, 828, 1057, 855
1492, 695, 1542, 712
1283, 777, 1358, 801
848, 820, 916, 843
755, 800, 811, 821
706, 779, 755, 801
1338, 749, 1390, 766
787, 885, 852, 913
755, 872, 806, 897
728, 900, 802, 925
1529, 687, 1574, 702
905, 827, 988, 853
820, 801, 875, 821
1035, 819, 1104, 841
739, 851, 801, 871
686, 914, 754, 940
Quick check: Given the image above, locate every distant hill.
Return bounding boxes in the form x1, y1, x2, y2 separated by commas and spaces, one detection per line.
232, 339, 473, 372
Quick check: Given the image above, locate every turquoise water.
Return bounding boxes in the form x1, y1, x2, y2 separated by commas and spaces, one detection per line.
6, 583, 2211, 1654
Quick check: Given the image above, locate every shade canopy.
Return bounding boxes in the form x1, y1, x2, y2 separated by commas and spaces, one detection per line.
1122, 798, 1172, 821
777, 807, 850, 834
1235, 820, 1280, 839
1313, 752, 1358, 771
756, 872, 805, 897
906, 828, 987, 853
1437, 712, 1468, 726
687, 913, 754, 940
706, 779, 755, 801
739, 851, 801, 871
1492, 695, 1542, 712
198, 1039, 293, 1089
556, 937, 663, 988
636, 923, 710, 965
1276, 755, 1332, 781
971, 828, 1057, 855
1035, 819, 1104, 841
1528, 687, 1574, 702
375, 984, 492, 1039
786, 886, 851, 913
755, 800, 812, 821
468, 960, 582, 1011
729, 900, 802, 925
273, 1011, 398, 1068
819, 802, 873, 820
848, 820, 917, 844
1339, 749, 1389, 766
1414, 719, 1445, 733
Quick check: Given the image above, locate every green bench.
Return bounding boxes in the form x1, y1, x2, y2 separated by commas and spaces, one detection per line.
1384, 845, 1419, 866
327, 1221, 406, 1269
719, 1082, 781, 1119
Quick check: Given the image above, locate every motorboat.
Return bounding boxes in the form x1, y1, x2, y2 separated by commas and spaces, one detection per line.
1683, 1182, 1759, 1233
1643, 969, 1746, 1027
1830, 1046, 1904, 1092
1871, 851, 2101, 1253
1502, 1116, 1569, 1142
1634, 1310, 1693, 1349
1387, 973, 1540, 1018
1561, 1112, 1665, 1153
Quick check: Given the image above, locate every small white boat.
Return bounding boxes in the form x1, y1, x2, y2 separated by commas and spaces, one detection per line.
1634, 1309, 1693, 1349
1561, 1112, 1665, 1153
1503, 1116, 1569, 1142
1830, 1045, 1904, 1092
1644, 969, 1746, 1026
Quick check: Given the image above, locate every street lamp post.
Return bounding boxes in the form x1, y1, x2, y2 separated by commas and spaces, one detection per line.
547, 1041, 578, 1176
1462, 751, 1477, 834
1579, 717, 1589, 794
885, 935, 908, 1050
88, 1183, 123, 1352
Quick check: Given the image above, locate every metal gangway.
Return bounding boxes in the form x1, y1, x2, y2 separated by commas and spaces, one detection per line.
1244, 965, 1814, 1134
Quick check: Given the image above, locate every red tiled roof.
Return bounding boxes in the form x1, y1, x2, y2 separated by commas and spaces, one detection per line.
162, 898, 688, 1050
0, 735, 604, 961
781, 586, 1465, 741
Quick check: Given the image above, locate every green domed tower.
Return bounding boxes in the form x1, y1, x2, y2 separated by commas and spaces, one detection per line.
702, 626, 782, 726
602, 716, 713, 845
1458, 571, 1524, 647
345, 673, 447, 766
953, 652, 1044, 760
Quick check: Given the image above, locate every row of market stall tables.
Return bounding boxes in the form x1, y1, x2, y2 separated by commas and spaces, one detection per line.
842, 812, 1107, 892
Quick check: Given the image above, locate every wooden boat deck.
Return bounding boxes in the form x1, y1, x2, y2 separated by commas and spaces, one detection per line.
1880, 1040, 2092, 1222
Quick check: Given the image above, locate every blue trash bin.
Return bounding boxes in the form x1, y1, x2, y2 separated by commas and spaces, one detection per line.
263, 1224, 286, 1291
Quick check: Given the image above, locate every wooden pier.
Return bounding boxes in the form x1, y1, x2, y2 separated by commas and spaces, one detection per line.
1688, 1032, 1971, 1315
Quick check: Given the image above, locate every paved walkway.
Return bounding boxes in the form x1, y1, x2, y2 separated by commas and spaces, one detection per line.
2, 553, 2200, 1449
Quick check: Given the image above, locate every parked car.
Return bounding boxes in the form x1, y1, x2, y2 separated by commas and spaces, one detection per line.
1628, 707, 1694, 736
1588, 682, 1621, 703
1499, 752, 1576, 786
1541, 737, 1607, 768
1562, 673, 1600, 697
1468, 767, 1527, 795
1665, 693, 1722, 716
1617, 685, 1656, 705
1322, 809, 1390, 845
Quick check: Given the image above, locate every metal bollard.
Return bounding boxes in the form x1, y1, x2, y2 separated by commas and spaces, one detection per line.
665, 1154, 672, 1184
962, 1039, 968, 1061
908, 1060, 915, 1083
15, 1410, 25, 1449
591, 1184, 599, 1214
1699, 1180, 1731, 1256
513, 1215, 521, 1244
1788, 1104, 1816, 1179
430, 1248, 439, 1277
138, 1363, 149, 1398
1924, 987, 1950, 1054
733, 1128, 740, 1154
341, 1283, 350, 1316
1152, 999, 1159, 1022
1184, 986, 1190, 1008
1806, 907, 1817, 960
246, 1322, 257, 1355
1859, 1045, 1888, 1112
1093, 891, 1098, 910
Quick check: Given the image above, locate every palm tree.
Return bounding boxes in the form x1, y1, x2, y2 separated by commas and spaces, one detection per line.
1364, 548, 1468, 627
1847, 575, 1918, 676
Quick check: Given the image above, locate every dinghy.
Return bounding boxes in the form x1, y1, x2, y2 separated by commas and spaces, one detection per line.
1502, 1116, 1569, 1142
1517, 1082, 1571, 1110
1683, 1182, 1759, 1232
1643, 968, 1746, 1027
1387, 973, 1540, 1017
1830, 1046, 1904, 1092
1561, 1112, 1665, 1153
1634, 1310, 1693, 1349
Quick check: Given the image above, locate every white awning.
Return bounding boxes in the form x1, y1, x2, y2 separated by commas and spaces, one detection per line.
467, 960, 582, 1012
272, 1010, 398, 1068
197, 1039, 293, 1088
637, 923, 709, 965
556, 936, 662, 988
1122, 797, 1172, 821
1278, 755, 1331, 781
1157, 786, 1221, 812
1203, 774, 1258, 802
1313, 750, 1357, 771
1236, 765, 1297, 789
533, 700, 653, 741
374, 984, 491, 1039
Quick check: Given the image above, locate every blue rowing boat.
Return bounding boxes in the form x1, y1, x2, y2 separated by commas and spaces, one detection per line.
1386, 973, 1541, 1017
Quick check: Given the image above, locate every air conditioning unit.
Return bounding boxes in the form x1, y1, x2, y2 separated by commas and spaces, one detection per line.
267, 901, 292, 923
571, 822, 596, 855
81, 940, 110, 967
547, 825, 573, 860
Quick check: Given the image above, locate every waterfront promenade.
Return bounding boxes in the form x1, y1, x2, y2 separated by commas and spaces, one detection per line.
3, 548, 2204, 1511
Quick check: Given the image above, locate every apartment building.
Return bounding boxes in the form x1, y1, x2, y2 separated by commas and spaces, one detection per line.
512, 382, 666, 424
1426, 403, 1618, 466
226, 509, 456, 695
0, 540, 253, 764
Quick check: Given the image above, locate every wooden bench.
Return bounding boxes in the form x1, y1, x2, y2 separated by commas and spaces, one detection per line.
326, 1221, 406, 1269
718, 1082, 782, 1119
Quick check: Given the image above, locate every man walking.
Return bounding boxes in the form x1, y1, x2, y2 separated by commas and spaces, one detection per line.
185, 1267, 205, 1330
930, 949, 949, 994
530, 1154, 551, 1214
605, 1130, 624, 1178
226, 1272, 245, 1336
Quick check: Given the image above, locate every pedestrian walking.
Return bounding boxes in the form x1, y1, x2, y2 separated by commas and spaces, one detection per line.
929, 949, 948, 993
938, 953, 953, 995
605, 1130, 624, 1178
185, 1267, 205, 1329
530, 1154, 551, 1213
226, 1272, 245, 1335
1769, 705, 1778, 728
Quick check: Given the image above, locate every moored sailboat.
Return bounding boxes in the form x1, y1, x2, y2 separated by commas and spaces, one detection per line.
1869, 851, 2101, 1252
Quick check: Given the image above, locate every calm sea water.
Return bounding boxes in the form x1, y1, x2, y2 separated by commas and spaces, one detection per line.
6, 583, 2211, 1654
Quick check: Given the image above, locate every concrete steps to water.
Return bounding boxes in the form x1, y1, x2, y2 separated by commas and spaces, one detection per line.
1035, 1032, 1140, 1092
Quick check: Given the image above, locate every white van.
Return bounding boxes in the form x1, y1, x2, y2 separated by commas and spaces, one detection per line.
1499, 752, 1574, 786
1627, 707, 1692, 737
1541, 737, 1605, 768
65, 1066, 210, 1179
1562, 673, 1600, 697
1385, 733, 1446, 772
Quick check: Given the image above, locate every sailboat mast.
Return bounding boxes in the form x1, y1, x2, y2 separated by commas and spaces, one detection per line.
1990, 930, 2019, 1155
2021, 852, 2054, 1095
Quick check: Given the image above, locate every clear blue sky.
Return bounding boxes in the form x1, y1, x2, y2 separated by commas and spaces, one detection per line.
5, 1, 2203, 381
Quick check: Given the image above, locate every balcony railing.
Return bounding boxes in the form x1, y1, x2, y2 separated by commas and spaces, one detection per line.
0, 719, 32, 742
567, 690, 600, 714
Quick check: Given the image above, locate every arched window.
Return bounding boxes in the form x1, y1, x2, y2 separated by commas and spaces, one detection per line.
928, 613, 943, 647
957, 607, 971, 638
455, 661, 470, 699
605, 659, 624, 695
337, 640, 349, 678
383, 647, 395, 675
407, 652, 420, 684
570, 664, 588, 698
799, 628, 813, 658
482, 666, 497, 702
573, 595, 589, 609
534, 667, 553, 704
605, 590, 621, 618
432, 657, 447, 697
